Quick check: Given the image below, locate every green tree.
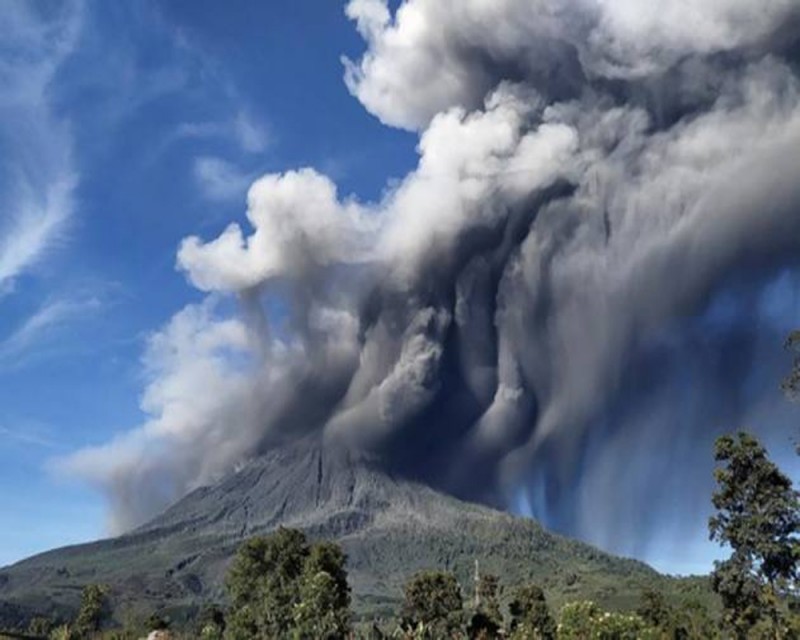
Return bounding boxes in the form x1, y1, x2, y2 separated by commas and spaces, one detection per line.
557, 601, 602, 640
302, 542, 350, 614
636, 588, 670, 629
467, 573, 502, 639
476, 573, 501, 625
558, 601, 656, 640
28, 616, 54, 636
709, 432, 800, 638
782, 330, 800, 402
293, 541, 351, 639
507, 584, 555, 640
670, 598, 720, 640
293, 570, 349, 639
73, 584, 109, 638
401, 570, 464, 637
145, 612, 170, 632
225, 529, 351, 639
225, 528, 309, 638
49, 626, 78, 640
197, 604, 226, 639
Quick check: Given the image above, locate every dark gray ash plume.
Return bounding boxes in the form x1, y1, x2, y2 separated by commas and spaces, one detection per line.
64, 0, 800, 569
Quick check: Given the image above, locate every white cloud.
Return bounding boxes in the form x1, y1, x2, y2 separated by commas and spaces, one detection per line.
176, 109, 270, 154
58, 299, 261, 531
180, 168, 377, 291
343, 0, 798, 129
233, 111, 270, 154
0, 296, 102, 370
0, 1, 83, 290
192, 156, 254, 202
0, 424, 58, 449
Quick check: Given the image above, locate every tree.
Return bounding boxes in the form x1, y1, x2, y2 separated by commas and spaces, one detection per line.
226, 528, 309, 638
507, 584, 555, 640
73, 584, 109, 638
476, 573, 502, 625
401, 570, 464, 636
293, 571, 349, 639
782, 330, 800, 402
225, 529, 351, 639
302, 542, 350, 614
557, 601, 601, 640
145, 613, 170, 632
557, 601, 656, 640
28, 616, 54, 636
467, 573, 502, 639
636, 588, 670, 629
782, 330, 800, 454
293, 542, 351, 639
709, 432, 800, 637
673, 598, 720, 640
197, 604, 226, 640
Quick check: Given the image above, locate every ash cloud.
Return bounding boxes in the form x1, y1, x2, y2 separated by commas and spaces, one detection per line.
63, 0, 800, 565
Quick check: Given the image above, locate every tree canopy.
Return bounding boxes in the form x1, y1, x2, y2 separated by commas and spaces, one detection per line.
709, 432, 800, 637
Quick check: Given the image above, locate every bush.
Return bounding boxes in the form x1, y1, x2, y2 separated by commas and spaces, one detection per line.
401, 570, 464, 637
558, 601, 657, 640
508, 584, 555, 640
224, 529, 350, 639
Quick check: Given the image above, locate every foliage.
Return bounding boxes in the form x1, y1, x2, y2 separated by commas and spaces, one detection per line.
508, 583, 556, 640
197, 604, 225, 640
28, 616, 54, 636
556, 601, 656, 639
636, 588, 670, 629
589, 611, 655, 639
476, 573, 502, 627
224, 528, 350, 639
669, 598, 720, 639
557, 601, 602, 639
293, 570, 350, 639
709, 432, 800, 637
400, 570, 464, 637
465, 611, 500, 639
73, 584, 109, 638
782, 330, 800, 402
225, 528, 308, 638
48, 626, 78, 640
302, 541, 351, 614
145, 613, 170, 631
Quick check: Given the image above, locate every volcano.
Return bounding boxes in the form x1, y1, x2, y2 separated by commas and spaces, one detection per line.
0, 441, 688, 627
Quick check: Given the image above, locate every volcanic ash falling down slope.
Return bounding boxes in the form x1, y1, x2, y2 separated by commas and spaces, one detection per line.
62, 0, 800, 561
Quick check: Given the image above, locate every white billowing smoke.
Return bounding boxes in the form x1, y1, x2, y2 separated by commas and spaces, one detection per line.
343, 0, 799, 129
64, 0, 800, 562
179, 169, 377, 293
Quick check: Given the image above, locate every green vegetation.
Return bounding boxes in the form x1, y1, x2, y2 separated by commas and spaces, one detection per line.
400, 570, 464, 637
709, 432, 799, 638
224, 528, 350, 639
507, 583, 556, 639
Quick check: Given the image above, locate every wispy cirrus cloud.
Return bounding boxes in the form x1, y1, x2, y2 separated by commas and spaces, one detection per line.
177, 109, 271, 155
193, 155, 255, 202
0, 424, 59, 450
0, 1, 83, 293
0, 296, 103, 372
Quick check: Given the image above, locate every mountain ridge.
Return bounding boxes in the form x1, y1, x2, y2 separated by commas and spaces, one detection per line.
0, 440, 698, 628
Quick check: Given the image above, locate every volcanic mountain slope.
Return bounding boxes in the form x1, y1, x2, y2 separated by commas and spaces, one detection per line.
0, 441, 704, 626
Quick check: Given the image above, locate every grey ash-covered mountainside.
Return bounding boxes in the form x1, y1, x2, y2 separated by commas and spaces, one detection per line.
0, 440, 682, 625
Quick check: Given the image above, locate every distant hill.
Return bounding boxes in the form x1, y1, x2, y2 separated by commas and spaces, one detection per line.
0, 440, 712, 628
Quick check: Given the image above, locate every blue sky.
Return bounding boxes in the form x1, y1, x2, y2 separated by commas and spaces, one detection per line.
0, 0, 415, 566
